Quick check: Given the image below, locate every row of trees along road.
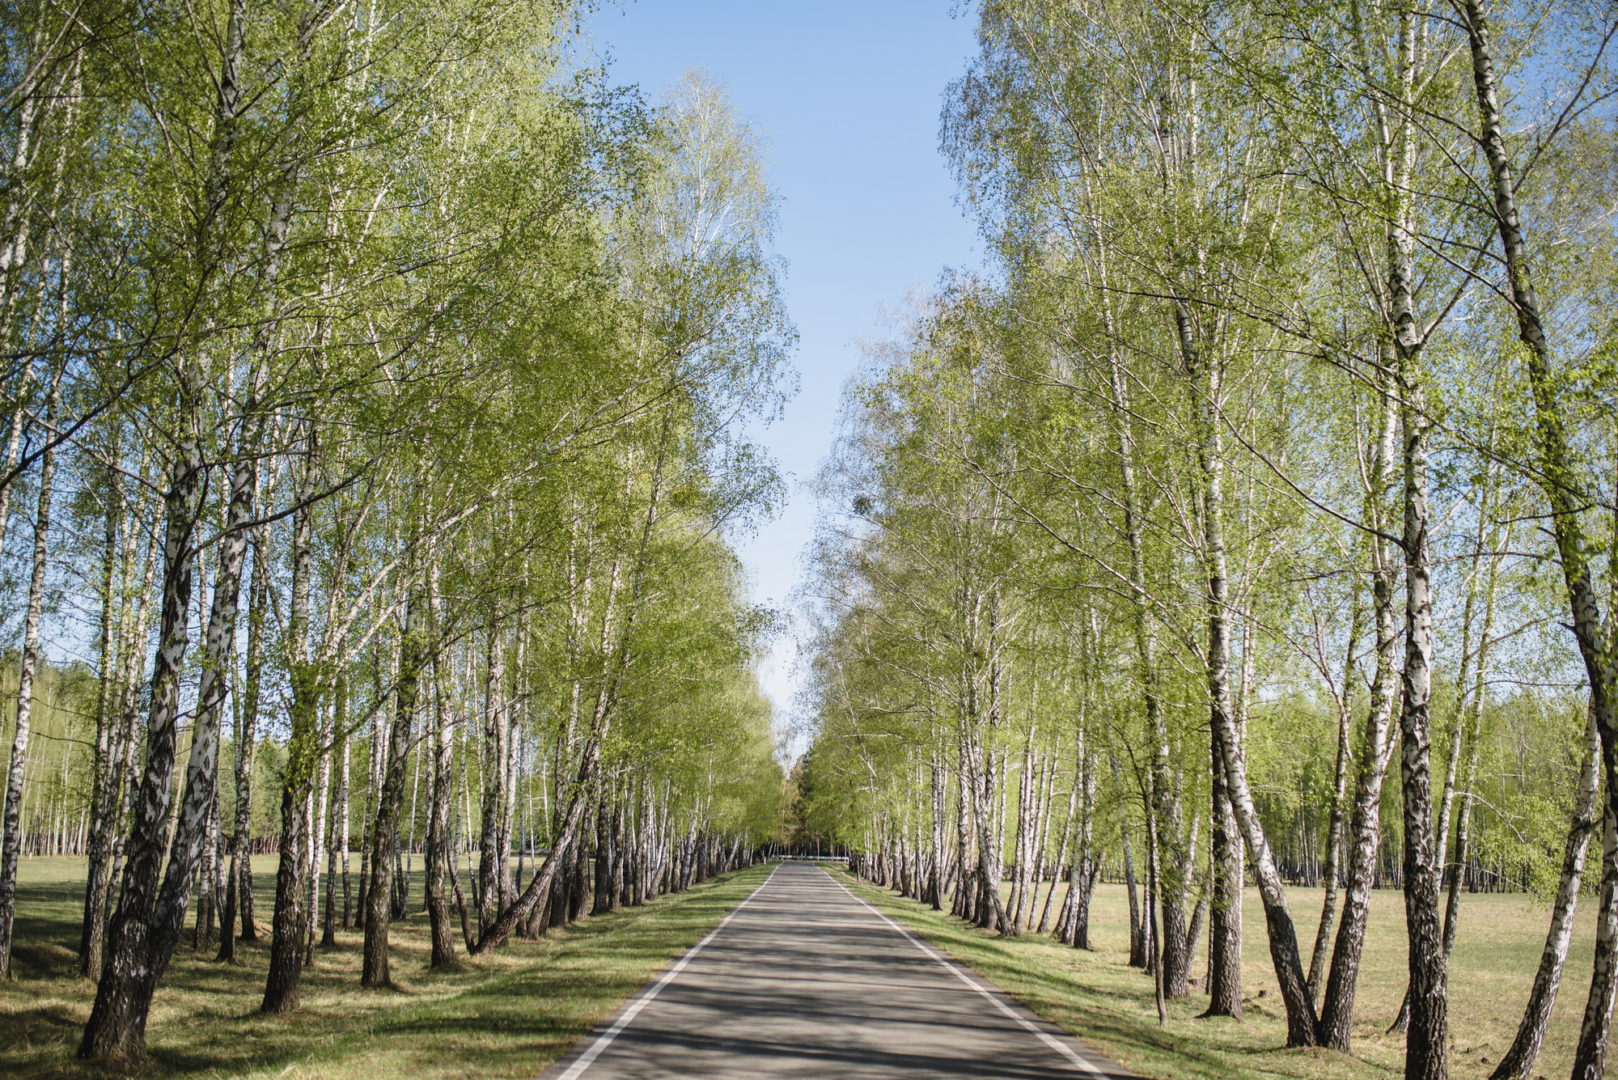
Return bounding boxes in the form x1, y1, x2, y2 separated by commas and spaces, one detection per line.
802, 2, 1616, 1080
0, 0, 792, 1064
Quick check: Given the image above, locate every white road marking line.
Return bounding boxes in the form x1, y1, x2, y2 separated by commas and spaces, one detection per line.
551, 863, 782, 1080
819, 868, 1120, 1080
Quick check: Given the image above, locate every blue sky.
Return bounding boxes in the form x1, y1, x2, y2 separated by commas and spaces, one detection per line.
585, 1, 984, 750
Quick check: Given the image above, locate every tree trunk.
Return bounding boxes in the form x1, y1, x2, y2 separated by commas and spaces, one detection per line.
321, 690, 347, 951
478, 627, 506, 935
1307, 597, 1362, 1001
1456, 4, 1618, 1074
1203, 722, 1243, 1018
220, 524, 268, 959
263, 489, 320, 1012
1319, 365, 1401, 1049
1489, 710, 1599, 1080
362, 603, 422, 988
473, 724, 603, 954
80, 444, 131, 978
1182, 308, 1316, 1046
1393, 273, 1447, 1080
76, 437, 207, 1062
0, 371, 59, 978
426, 629, 457, 967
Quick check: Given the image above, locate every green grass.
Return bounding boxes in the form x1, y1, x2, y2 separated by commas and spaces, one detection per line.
837, 871, 1602, 1080
1, 856, 770, 1079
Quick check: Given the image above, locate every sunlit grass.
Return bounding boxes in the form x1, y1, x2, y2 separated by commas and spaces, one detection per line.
839, 871, 1600, 1080
0, 856, 769, 1079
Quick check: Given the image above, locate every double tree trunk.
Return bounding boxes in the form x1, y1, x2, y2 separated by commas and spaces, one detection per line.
1307, 598, 1362, 1001
1103, 327, 1188, 994
473, 713, 607, 953
77, 438, 208, 1062
88, 496, 159, 974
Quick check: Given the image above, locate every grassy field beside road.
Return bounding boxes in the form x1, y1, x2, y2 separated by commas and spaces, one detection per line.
839, 870, 1597, 1080
1, 857, 769, 1080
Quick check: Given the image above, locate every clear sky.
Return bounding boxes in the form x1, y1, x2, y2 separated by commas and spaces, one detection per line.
585, 1, 984, 752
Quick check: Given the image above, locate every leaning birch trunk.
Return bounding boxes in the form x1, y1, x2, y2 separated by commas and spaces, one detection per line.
1457, 4, 1618, 1074
1436, 501, 1503, 968
1489, 711, 1599, 1080
1307, 597, 1363, 1001
472, 726, 604, 954
1183, 316, 1318, 1046
1040, 761, 1078, 937
0, 372, 60, 978
1319, 367, 1401, 1050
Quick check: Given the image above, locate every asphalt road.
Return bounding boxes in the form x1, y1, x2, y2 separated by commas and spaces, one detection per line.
541, 861, 1137, 1080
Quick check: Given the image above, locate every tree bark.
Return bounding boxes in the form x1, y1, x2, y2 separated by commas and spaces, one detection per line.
220, 524, 268, 958
425, 623, 457, 967
76, 437, 207, 1062
1182, 308, 1317, 1045
478, 627, 507, 935
263, 491, 320, 1012
1391, 180, 1448, 1076
1455, 4, 1618, 1074
80, 440, 132, 978
1319, 367, 1401, 1049
0, 370, 60, 978
362, 599, 424, 987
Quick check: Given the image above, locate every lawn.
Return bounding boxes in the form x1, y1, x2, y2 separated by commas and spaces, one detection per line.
838, 871, 1599, 1080
0, 856, 770, 1080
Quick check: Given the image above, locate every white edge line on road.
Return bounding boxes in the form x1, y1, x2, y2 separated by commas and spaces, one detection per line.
551, 862, 782, 1080
820, 867, 1118, 1080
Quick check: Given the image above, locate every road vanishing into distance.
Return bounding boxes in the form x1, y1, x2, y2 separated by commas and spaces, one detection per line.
542, 862, 1136, 1080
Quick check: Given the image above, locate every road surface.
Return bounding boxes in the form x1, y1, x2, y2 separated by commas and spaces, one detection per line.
542, 861, 1137, 1079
